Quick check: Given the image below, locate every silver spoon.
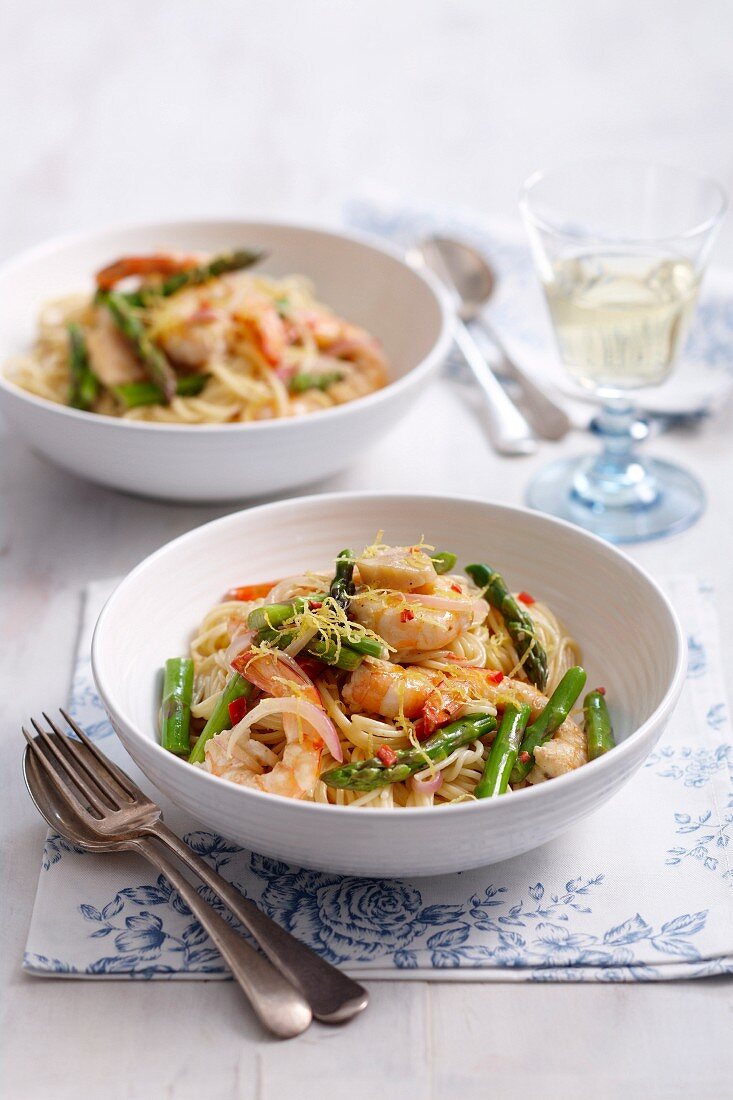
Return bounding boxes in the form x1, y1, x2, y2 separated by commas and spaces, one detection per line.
22, 738, 313, 1039
420, 234, 572, 442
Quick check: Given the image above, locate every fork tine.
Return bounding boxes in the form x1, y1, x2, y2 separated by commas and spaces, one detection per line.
42, 712, 125, 809
23, 727, 99, 825
59, 708, 142, 800
29, 717, 110, 816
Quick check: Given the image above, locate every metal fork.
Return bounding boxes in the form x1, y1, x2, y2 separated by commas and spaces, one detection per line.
22, 711, 368, 1026
23, 718, 313, 1038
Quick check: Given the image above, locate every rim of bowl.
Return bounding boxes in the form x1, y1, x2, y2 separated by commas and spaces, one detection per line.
0, 216, 453, 434
92, 490, 687, 818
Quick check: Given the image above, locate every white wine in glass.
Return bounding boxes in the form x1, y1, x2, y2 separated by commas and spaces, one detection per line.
544, 251, 700, 391
520, 160, 726, 543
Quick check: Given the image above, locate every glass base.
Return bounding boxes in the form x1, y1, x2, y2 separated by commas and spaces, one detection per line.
526, 455, 705, 543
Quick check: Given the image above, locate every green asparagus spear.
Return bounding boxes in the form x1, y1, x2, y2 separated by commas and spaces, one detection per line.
122, 249, 265, 307
339, 635, 384, 657
156, 249, 264, 299
465, 563, 548, 690
188, 673, 253, 764
475, 702, 531, 798
430, 551, 458, 575
329, 550, 356, 610
584, 688, 615, 761
247, 597, 325, 632
253, 627, 366, 670
321, 713, 497, 791
249, 591, 383, 663
289, 371, 343, 393
509, 666, 587, 786
67, 323, 99, 411
100, 291, 178, 401
160, 658, 194, 756
113, 373, 209, 408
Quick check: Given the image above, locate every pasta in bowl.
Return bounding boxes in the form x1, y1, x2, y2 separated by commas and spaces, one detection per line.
164, 540, 607, 808
92, 493, 686, 876
0, 220, 449, 500
8, 247, 388, 423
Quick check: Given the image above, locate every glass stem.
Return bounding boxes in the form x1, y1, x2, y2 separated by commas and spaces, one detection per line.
572, 397, 659, 510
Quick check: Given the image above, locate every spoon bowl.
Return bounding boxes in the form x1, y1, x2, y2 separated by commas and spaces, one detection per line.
23, 744, 116, 852
419, 235, 496, 321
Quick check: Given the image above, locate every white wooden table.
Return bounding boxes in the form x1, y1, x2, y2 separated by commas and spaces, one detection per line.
2, 2, 732, 1096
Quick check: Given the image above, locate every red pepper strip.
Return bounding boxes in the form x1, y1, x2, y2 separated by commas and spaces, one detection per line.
228, 697, 248, 725
400, 608, 415, 623
450, 583, 462, 593
224, 581, 278, 602
376, 745, 398, 766
417, 690, 464, 739
517, 591, 536, 605
486, 669, 504, 684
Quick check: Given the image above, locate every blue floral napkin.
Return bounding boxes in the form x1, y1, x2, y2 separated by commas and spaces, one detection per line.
23, 575, 733, 982
346, 196, 733, 416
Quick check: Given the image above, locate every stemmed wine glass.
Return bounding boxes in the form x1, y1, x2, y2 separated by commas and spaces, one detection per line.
520, 160, 726, 543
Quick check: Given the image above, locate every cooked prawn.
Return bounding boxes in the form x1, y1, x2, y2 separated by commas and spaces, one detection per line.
342, 659, 587, 780
204, 724, 322, 799
356, 545, 438, 592
95, 252, 200, 291
438, 670, 587, 777
231, 297, 287, 366
342, 658, 443, 719
152, 281, 288, 370
295, 310, 388, 398
350, 576, 481, 655
153, 285, 228, 368
203, 648, 332, 798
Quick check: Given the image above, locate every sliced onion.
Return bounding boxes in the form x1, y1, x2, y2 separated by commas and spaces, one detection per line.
410, 769, 444, 795
225, 629, 256, 666
285, 624, 320, 658
230, 648, 342, 762
229, 695, 343, 763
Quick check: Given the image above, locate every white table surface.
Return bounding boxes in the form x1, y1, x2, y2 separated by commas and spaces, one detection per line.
2, 1, 733, 1096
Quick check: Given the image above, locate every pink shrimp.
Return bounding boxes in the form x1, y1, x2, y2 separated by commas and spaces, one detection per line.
342, 660, 587, 776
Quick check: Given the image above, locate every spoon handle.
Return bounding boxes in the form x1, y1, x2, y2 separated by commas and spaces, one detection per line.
453, 320, 536, 455
475, 317, 572, 441
144, 820, 369, 1024
129, 837, 312, 1039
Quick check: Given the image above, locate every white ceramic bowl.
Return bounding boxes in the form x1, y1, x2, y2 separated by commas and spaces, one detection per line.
0, 220, 449, 502
92, 492, 686, 877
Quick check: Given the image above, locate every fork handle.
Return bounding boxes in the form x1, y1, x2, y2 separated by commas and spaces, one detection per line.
128, 837, 311, 1038
143, 821, 369, 1024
